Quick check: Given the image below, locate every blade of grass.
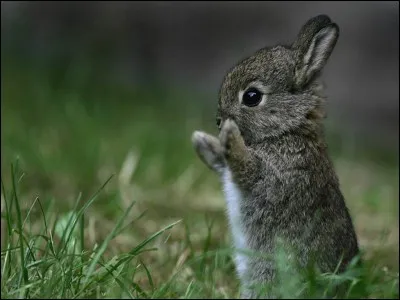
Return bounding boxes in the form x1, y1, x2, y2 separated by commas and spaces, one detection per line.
75, 212, 85, 294
95, 259, 135, 299
6, 280, 43, 296
127, 219, 182, 257
56, 192, 83, 255
11, 163, 29, 298
1, 178, 14, 281
36, 197, 52, 258
58, 175, 114, 255
81, 199, 136, 288
22, 196, 39, 229
96, 247, 158, 284
112, 209, 147, 238
1, 178, 13, 237
140, 258, 155, 293
36, 198, 48, 234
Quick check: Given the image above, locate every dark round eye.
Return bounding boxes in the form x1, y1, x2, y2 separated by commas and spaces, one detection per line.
242, 88, 263, 107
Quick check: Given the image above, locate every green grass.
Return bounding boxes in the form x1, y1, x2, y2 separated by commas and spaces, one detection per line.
1, 60, 399, 298
1, 163, 398, 299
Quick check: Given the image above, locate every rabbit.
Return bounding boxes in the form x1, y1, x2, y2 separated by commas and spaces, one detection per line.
191, 15, 360, 298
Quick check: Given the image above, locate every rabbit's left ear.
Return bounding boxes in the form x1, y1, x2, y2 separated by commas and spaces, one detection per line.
292, 15, 339, 89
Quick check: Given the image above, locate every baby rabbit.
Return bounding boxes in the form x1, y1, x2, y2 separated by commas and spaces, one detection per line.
192, 15, 359, 298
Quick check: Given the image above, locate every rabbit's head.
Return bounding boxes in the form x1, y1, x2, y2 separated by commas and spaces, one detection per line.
217, 15, 339, 146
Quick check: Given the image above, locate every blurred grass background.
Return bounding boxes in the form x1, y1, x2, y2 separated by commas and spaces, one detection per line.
1, 1, 399, 298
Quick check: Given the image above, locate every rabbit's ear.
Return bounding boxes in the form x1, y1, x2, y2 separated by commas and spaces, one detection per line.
292, 15, 339, 88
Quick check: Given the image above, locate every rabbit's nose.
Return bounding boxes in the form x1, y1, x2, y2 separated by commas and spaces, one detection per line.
216, 117, 222, 129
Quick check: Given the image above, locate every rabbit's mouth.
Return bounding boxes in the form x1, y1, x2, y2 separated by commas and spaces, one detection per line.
234, 125, 253, 147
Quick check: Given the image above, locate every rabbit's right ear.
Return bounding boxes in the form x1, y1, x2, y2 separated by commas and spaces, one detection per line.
292, 15, 339, 89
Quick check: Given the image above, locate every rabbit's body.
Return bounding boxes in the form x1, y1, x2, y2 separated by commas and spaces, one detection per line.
192, 15, 359, 298
224, 133, 358, 290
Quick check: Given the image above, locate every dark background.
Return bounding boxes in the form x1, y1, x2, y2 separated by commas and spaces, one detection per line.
2, 1, 399, 147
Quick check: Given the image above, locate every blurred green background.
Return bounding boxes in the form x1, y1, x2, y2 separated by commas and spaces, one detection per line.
1, 1, 398, 298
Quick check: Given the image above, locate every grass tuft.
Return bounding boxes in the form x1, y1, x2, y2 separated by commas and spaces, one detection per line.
1, 163, 182, 298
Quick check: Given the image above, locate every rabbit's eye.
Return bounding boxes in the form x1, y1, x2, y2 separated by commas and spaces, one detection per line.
242, 88, 263, 107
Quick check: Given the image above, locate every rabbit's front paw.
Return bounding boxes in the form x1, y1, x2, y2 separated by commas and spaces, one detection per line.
192, 131, 225, 173
219, 119, 245, 160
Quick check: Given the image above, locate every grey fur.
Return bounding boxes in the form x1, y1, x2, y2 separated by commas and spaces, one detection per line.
192, 15, 359, 298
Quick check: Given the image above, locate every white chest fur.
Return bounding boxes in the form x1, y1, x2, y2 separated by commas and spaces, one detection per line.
222, 168, 248, 279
